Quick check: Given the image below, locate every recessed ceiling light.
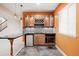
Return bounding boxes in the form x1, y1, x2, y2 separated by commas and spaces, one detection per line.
20, 5, 23, 7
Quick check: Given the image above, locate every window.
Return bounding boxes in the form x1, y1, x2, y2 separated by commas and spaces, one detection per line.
58, 4, 76, 37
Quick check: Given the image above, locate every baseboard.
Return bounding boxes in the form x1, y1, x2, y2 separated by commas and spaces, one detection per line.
56, 45, 67, 56
14, 46, 24, 56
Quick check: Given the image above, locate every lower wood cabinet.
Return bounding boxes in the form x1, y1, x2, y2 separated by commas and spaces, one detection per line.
26, 34, 55, 46
34, 34, 45, 45
34, 34, 55, 46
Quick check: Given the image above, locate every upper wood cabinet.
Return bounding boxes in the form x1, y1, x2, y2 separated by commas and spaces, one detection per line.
25, 16, 35, 26
22, 12, 54, 28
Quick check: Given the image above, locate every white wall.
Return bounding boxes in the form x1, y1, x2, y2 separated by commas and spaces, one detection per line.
0, 39, 10, 56
0, 37, 24, 56
0, 5, 24, 56
0, 9, 23, 36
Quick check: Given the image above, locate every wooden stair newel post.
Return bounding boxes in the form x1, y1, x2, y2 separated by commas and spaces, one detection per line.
8, 39, 14, 56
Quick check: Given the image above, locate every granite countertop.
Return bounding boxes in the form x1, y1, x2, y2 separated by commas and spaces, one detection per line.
24, 27, 56, 34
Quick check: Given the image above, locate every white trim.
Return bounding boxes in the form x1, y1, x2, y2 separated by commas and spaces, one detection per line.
14, 46, 24, 56
56, 45, 67, 56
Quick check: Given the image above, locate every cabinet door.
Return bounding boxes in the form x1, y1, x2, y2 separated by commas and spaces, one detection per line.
34, 34, 45, 45
29, 17, 35, 26
44, 17, 49, 26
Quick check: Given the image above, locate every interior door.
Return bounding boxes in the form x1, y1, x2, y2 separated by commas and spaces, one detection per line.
26, 35, 33, 46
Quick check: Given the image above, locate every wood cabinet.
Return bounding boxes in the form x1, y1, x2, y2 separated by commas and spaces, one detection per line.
34, 34, 45, 45
23, 12, 54, 28
23, 12, 55, 46
34, 34, 55, 46
25, 16, 35, 26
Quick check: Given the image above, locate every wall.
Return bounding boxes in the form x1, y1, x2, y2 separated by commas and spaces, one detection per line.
54, 3, 79, 56
0, 5, 23, 36
0, 5, 24, 55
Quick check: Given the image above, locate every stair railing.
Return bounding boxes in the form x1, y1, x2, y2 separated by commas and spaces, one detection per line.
0, 20, 7, 32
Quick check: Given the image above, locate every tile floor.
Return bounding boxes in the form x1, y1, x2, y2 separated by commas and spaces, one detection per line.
17, 46, 63, 56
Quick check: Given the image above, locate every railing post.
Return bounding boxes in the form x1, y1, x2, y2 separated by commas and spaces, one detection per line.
8, 39, 14, 56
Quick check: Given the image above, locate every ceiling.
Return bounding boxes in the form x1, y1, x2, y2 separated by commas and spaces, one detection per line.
17, 3, 58, 12
0, 3, 59, 17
